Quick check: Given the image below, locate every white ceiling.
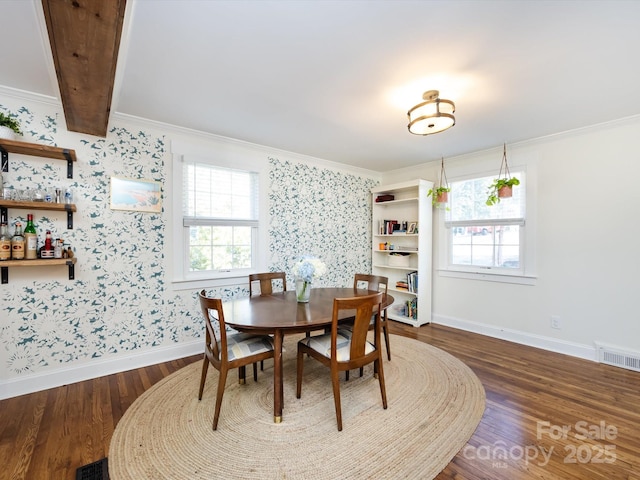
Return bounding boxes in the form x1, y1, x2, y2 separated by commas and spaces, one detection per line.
2, 0, 640, 172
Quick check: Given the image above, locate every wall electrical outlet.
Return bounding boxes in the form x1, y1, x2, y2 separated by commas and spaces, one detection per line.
551, 315, 561, 329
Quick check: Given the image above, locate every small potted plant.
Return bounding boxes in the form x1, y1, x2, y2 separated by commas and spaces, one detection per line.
427, 185, 450, 205
486, 143, 519, 206
486, 176, 520, 205
427, 157, 450, 208
0, 111, 23, 140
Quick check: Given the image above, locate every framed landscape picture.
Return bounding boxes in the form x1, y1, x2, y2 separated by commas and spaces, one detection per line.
110, 177, 162, 213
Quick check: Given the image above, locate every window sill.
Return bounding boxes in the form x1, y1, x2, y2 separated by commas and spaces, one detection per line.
438, 268, 537, 286
171, 275, 249, 292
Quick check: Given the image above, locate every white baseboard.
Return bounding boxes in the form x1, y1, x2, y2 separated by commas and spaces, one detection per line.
1, 316, 598, 400
433, 314, 597, 362
0, 340, 203, 400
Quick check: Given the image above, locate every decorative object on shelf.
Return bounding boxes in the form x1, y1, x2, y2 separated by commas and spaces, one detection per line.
293, 255, 326, 303
375, 194, 395, 203
486, 144, 520, 206
0, 111, 23, 140
407, 90, 455, 135
427, 157, 451, 208
388, 252, 411, 267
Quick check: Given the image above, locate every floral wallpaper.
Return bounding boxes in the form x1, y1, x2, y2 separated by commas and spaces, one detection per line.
0, 102, 377, 389
268, 157, 377, 288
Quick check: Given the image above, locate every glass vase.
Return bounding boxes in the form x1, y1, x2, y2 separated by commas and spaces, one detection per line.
296, 277, 311, 303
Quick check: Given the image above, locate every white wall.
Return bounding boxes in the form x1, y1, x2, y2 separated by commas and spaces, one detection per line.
382, 117, 640, 359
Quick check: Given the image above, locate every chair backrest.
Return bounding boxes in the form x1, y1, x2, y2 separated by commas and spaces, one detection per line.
353, 273, 388, 296
199, 289, 227, 363
249, 272, 287, 296
332, 292, 383, 361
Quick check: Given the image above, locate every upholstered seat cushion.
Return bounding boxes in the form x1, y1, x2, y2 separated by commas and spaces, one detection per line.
298, 329, 374, 362
219, 333, 274, 361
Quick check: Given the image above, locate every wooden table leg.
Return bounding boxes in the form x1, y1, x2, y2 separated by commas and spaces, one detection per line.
273, 329, 283, 423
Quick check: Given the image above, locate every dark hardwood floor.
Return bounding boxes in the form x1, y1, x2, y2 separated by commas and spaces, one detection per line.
1, 323, 639, 479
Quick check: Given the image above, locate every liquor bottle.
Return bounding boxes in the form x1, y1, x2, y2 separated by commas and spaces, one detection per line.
54, 238, 63, 259
40, 230, 55, 259
11, 222, 25, 260
0, 223, 11, 261
24, 213, 38, 260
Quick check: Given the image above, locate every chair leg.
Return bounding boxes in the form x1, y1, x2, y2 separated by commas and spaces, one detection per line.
331, 368, 343, 431
253, 362, 258, 382
376, 358, 388, 410
238, 366, 246, 384
296, 346, 305, 398
359, 367, 364, 377
213, 367, 229, 430
383, 323, 391, 361
345, 370, 349, 381
261, 360, 264, 371
198, 356, 209, 400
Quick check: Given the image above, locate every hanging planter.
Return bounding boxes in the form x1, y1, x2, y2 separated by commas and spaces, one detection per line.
427, 157, 451, 209
498, 184, 513, 198
436, 190, 449, 203
0, 111, 23, 140
486, 144, 520, 206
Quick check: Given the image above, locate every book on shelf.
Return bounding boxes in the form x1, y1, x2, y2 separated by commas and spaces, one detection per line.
378, 219, 410, 235
396, 297, 417, 319
407, 297, 418, 319
406, 271, 418, 293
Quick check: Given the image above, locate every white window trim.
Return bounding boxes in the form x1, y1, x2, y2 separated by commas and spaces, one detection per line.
170, 143, 269, 291
436, 162, 537, 285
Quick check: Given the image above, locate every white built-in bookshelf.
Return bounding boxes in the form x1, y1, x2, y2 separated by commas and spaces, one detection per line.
371, 179, 432, 327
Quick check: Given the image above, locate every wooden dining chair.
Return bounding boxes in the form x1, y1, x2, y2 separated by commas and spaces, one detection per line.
352, 273, 391, 361
249, 272, 286, 370
342, 274, 391, 381
198, 290, 275, 430
296, 292, 387, 431
249, 271, 287, 296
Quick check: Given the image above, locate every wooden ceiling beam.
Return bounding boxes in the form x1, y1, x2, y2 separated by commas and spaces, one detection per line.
42, 0, 127, 137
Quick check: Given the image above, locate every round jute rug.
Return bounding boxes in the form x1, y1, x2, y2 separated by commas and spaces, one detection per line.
109, 334, 485, 480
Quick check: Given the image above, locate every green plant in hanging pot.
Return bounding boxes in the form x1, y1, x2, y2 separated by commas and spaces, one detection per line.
427, 157, 450, 208
486, 176, 520, 205
427, 185, 451, 205
0, 111, 23, 140
486, 143, 519, 206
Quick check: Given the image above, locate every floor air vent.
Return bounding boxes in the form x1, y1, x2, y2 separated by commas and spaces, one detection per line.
596, 342, 640, 372
76, 458, 109, 480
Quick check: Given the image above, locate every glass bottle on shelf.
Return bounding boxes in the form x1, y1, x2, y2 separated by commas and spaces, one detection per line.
11, 222, 25, 260
0, 223, 11, 261
54, 238, 63, 259
24, 213, 38, 260
40, 230, 54, 259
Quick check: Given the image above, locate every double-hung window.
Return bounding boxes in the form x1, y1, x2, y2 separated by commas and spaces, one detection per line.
444, 170, 528, 278
181, 161, 259, 280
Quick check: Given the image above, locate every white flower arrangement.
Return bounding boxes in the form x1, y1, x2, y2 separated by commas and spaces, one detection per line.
293, 255, 327, 282
293, 255, 326, 302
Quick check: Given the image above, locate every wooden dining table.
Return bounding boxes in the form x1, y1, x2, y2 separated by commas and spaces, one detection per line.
223, 287, 394, 423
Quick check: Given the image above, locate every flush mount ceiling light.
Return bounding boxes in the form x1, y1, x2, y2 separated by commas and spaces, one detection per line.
407, 90, 455, 135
